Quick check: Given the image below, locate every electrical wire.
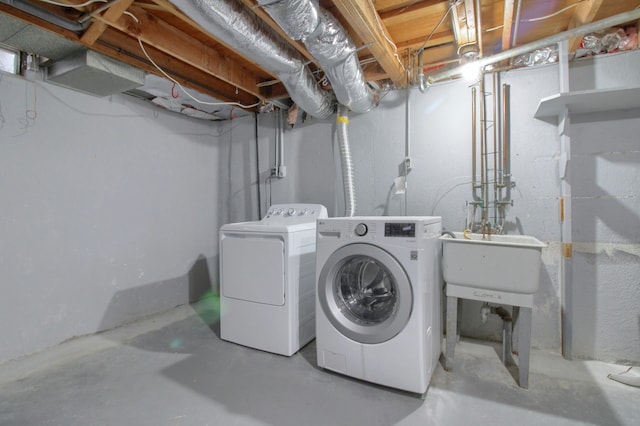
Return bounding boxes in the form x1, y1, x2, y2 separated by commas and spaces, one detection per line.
411, 1, 456, 77
484, 25, 504, 33
367, 0, 406, 72
417, 1, 456, 54
42, 2, 262, 110
137, 38, 262, 109
523, 0, 587, 23
37, 0, 113, 8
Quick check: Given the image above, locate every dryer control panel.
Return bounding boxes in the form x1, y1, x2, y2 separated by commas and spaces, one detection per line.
264, 204, 328, 222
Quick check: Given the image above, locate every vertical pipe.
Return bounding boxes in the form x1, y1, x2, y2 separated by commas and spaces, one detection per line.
255, 113, 262, 219
404, 87, 411, 215
471, 87, 479, 200
475, 0, 483, 57
497, 74, 503, 188
502, 83, 511, 201
479, 75, 487, 226
492, 72, 498, 225
277, 109, 285, 176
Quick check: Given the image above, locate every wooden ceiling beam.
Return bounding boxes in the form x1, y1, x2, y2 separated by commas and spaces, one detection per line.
375, 0, 443, 15
396, 31, 454, 51
148, 0, 285, 79
0, 3, 265, 106
378, 0, 444, 20
501, 0, 515, 50
80, 0, 134, 45
418, 43, 457, 66
331, 0, 407, 87
94, 5, 265, 99
96, 29, 262, 105
568, 0, 604, 51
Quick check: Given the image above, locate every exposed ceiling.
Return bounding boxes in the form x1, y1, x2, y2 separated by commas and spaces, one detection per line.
1, 0, 639, 115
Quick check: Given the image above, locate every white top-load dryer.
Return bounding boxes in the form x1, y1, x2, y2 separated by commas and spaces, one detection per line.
219, 204, 328, 356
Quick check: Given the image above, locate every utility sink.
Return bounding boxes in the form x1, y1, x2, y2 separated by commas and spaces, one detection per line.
440, 232, 547, 295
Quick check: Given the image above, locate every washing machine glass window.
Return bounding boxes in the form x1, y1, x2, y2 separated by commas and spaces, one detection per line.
335, 256, 397, 326
318, 243, 413, 345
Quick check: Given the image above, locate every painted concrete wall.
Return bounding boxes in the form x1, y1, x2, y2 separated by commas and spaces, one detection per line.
0, 73, 223, 362
258, 50, 640, 362
2, 49, 638, 364
563, 50, 640, 363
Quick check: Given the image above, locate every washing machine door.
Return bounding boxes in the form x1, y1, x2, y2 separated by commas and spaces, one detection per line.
318, 243, 413, 344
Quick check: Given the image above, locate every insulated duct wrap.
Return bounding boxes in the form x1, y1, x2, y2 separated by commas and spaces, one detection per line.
261, 0, 376, 113
173, 0, 333, 118
259, 0, 319, 40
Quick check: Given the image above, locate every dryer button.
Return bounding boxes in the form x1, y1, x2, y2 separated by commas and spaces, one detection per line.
354, 223, 368, 237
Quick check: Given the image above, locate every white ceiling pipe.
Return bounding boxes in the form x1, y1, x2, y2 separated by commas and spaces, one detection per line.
427, 7, 640, 84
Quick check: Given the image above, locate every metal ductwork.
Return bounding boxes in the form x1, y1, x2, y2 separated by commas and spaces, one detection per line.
172, 0, 333, 119
260, 0, 377, 113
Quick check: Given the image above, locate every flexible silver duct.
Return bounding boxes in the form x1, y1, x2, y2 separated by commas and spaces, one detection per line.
336, 104, 356, 217
173, 0, 334, 118
260, 0, 376, 113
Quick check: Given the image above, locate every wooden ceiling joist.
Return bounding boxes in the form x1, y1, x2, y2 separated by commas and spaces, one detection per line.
501, 0, 515, 50
80, 0, 134, 45
96, 29, 261, 105
332, 0, 407, 87
568, 0, 604, 51
95, 5, 265, 100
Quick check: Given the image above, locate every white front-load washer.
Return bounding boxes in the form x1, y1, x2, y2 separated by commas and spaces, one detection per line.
315, 216, 442, 394
219, 204, 327, 356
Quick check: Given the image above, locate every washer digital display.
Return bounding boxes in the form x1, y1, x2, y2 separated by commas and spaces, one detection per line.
384, 223, 415, 237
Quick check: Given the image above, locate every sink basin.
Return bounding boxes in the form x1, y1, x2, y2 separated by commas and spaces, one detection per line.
440, 232, 547, 295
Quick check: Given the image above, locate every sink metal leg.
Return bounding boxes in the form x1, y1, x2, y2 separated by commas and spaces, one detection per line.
444, 296, 458, 371
516, 306, 532, 388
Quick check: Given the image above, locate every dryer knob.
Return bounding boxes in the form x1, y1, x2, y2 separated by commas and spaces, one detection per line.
354, 223, 368, 237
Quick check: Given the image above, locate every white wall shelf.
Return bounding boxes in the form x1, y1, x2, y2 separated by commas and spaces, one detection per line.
534, 86, 640, 121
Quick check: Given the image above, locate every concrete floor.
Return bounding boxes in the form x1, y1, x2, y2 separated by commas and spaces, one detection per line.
1, 302, 638, 426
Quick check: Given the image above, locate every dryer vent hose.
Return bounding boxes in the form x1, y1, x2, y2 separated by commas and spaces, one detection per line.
337, 104, 356, 217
